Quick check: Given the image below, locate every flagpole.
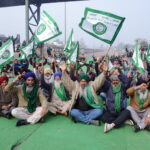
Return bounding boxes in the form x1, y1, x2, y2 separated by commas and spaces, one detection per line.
101, 45, 112, 64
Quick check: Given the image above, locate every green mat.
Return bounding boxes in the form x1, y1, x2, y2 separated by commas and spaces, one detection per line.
17, 115, 150, 150
0, 117, 41, 150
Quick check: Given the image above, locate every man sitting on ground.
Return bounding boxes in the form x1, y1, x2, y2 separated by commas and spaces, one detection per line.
0, 76, 18, 118
127, 81, 150, 132
5, 72, 47, 126
61, 61, 108, 126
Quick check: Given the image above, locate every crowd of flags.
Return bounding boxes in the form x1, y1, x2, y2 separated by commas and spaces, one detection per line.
0, 8, 149, 74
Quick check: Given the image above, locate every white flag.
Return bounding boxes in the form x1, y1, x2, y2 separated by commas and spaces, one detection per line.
35, 10, 62, 44
20, 41, 34, 59
79, 8, 125, 45
0, 37, 14, 68
132, 41, 145, 74
108, 58, 114, 71
67, 41, 79, 63
146, 44, 150, 62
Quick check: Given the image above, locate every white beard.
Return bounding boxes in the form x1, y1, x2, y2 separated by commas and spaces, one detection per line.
54, 80, 62, 89
138, 89, 148, 100
79, 86, 87, 98
44, 75, 51, 84
26, 85, 34, 93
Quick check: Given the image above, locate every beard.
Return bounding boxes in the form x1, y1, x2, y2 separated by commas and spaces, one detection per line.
79, 86, 87, 98
138, 89, 148, 100
26, 84, 34, 93
54, 80, 62, 89
44, 75, 51, 84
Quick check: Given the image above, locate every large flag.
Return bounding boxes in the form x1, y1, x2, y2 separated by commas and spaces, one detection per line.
67, 41, 79, 63
79, 8, 125, 45
146, 44, 150, 62
132, 41, 145, 74
0, 37, 14, 68
34, 10, 62, 44
20, 41, 34, 59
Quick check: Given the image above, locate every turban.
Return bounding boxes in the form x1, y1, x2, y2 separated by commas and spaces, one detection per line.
35, 58, 40, 62
24, 72, 36, 80
110, 75, 120, 81
44, 68, 52, 75
79, 74, 89, 82
54, 72, 62, 79
89, 59, 93, 64
0, 76, 8, 85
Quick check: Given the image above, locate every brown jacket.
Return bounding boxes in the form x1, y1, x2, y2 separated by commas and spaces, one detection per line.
5, 81, 47, 109
62, 72, 106, 112
126, 87, 150, 110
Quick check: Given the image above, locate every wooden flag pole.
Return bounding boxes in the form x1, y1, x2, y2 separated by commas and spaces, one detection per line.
101, 45, 112, 64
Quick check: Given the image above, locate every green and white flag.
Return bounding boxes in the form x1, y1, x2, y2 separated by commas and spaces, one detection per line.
132, 41, 145, 74
64, 29, 75, 51
20, 41, 34, 59
0, 37, 14, 68
35, 10, 62, 44
67, 41, 79, 63
108, 58, 114, 71
18, 54, 26, 61
79, 8, 125, 45
146, 44, 150, 62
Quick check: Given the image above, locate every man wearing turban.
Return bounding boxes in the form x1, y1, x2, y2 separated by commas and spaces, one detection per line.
60, 61, 108, 126
0, 76, 18, 118
47, 72, 71, 116
5, 72, 47, 126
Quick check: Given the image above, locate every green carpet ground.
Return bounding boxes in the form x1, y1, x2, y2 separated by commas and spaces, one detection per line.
0, 117, 41, 150
0, 115, 149, 150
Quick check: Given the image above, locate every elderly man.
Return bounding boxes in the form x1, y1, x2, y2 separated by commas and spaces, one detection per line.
101, 70, 132, 132
5, 72, 47, 126
127, 81, 150, 132
61, 61, 108, 126
0, 76, 18, 118
47, 72, 71, 116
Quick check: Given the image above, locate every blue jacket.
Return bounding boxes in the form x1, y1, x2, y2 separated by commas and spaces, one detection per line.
102, 74, 131, 115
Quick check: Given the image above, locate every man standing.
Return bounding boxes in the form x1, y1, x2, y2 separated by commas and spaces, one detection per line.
61, 61, 108, 126
5, 72, 47, 126
0, 76, 18, 118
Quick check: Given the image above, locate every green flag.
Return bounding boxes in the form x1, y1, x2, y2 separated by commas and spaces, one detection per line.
0, 37, 14, 68
67, 41, 79, 63
20, 41, 34, 59
18, 53, 26, 61
146, 44, 150, 62
35, 10, 62, 44
108, 58, 114, 71
79, 8, 125, 45
132, 41, 145, 74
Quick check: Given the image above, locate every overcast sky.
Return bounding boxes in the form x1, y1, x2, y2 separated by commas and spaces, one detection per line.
0, 0, 149, 49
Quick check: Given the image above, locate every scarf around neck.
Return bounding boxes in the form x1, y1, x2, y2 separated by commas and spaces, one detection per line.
112, 82, 122, 113
23, 83, 39, 113
54, 83, 68, 101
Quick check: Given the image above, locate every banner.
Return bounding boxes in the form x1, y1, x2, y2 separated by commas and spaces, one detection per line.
79, 8, 125, 45
0, 37, 14, 68
20, 41, 34, 59
67, 41, 79, 63
132, 41, 145, 74
35, 10, 62, 44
